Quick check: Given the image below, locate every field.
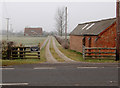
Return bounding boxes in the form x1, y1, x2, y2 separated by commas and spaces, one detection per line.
2, 35, 46, 46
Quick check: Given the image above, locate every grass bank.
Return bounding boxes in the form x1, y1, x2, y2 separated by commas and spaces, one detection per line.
1, 59, 43, 66
55, 37, 118, 63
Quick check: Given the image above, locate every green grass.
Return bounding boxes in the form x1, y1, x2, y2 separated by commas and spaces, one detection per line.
1, 59, 43, 66
40, 40, 48, 62
55, 37, 118, 63
55, 38, 82, 61
50, 38, 64, 62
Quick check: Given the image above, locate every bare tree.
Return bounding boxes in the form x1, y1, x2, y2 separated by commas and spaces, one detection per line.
55, 7, 65, 36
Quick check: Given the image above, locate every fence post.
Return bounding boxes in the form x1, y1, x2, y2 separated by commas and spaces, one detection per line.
38, 43, 40, 59
7, 43, 11, 60
24, 47, 26, 59
19, 46, 24, 59
83, 45, 85, 60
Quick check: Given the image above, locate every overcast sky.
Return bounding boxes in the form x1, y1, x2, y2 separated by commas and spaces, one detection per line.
1, 1, 116, 33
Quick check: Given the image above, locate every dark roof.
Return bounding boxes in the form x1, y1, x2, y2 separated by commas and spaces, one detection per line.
70, 18, 116, 36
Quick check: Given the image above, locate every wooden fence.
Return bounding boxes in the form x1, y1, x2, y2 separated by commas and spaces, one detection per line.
83, 46, 116, 60
2, 45, 40, 60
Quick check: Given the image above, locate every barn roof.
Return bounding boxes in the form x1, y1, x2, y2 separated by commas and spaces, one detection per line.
25, 26, 42, 28
70, 18, 116, 36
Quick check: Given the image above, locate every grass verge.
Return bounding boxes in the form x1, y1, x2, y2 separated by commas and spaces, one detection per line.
50, 38, 64, 62
1, 59, 43, 66
40, 39, 48, 62
55, 37, 118, 63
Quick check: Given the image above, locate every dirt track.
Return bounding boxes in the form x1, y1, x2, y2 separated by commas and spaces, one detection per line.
45, 36, 58, 63
40, 37, 49, 50
52, 37, 76, 63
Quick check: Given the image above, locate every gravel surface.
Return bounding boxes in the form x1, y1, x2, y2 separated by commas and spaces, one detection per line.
45, 37, 58, 63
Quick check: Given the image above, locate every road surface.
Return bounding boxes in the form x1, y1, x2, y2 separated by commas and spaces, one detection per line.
2, 63, 119, 86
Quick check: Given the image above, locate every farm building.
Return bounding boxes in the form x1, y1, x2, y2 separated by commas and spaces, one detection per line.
24, 26, 42, 36
70, 18, 118, 53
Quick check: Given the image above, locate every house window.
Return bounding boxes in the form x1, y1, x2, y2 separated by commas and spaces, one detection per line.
31, 30, 34, 32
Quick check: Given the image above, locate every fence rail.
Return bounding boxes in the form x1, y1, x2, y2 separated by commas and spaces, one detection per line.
83, 47, 116, 60
2, 45, 40, 60
84, 47, 116, 50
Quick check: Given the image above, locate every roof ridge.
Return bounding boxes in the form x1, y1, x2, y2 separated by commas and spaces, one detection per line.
78, 17, 116, 25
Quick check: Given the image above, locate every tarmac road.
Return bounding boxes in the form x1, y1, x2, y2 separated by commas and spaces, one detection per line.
1, 63, 119, 86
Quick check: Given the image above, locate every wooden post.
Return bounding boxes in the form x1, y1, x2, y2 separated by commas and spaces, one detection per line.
24, 47, 26, 59
38, 43, 40, 59
19, 46, 24, 59
11, 47, 12, 59
83, 45, 85, 60
7, 43, 11, 60
116, 0, 120, 61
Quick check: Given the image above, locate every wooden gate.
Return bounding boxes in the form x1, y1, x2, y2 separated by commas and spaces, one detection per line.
2, 45, 40, 60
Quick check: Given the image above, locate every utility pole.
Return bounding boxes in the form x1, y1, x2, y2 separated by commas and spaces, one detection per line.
6, 18, 10, 41
10, 24, 13, 35
65, 7, 67, 46
116, 0, 120, 61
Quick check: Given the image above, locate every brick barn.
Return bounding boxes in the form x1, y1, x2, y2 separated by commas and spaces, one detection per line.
24, 27, 42, 36
70, 18, 117, 53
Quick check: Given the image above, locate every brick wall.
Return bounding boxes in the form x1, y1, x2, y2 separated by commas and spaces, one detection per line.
96, 23, 116, 47
70, 35, 98, 53
70, 35, 83, 53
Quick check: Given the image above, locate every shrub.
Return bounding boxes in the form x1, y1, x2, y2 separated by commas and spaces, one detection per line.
2, 41, 16, 60
54, 35, 69, 49
61, 41, 69, 49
